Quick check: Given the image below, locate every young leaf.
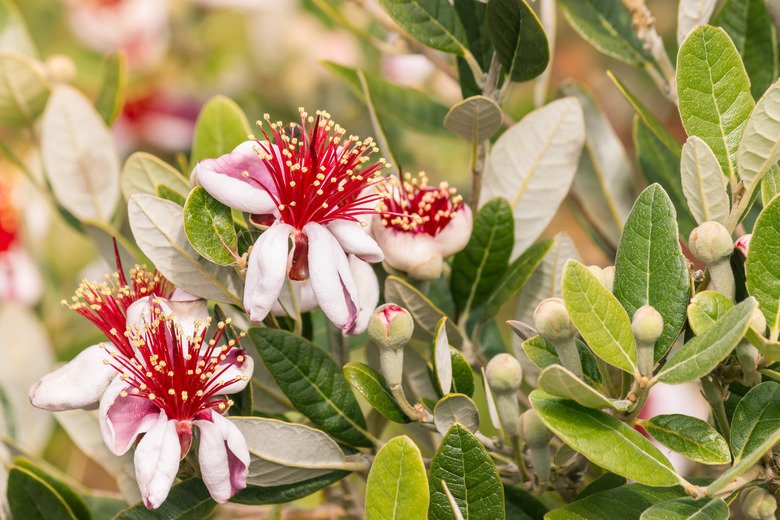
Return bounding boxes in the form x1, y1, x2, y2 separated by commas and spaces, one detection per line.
677, 25, 754, 182
113, 478, 216, 519
450, 197, 513, 316
656, 297, 757, 383
614, 184, 691, 361
562, 260, 638, 375
681, 136, 730, 225
687, 291, 734, 335
120, 152, 191, 201
249, 327, 372, 447
95, 51, 127, 126
232, 471, 349, 505
641, 414, 731, 465
433, 394, 480, 434
538, 365, 629, 411
546, 483, 688, 520
746, 194, 780, 338
6, 466, 78, 520
183, 186, 237, 266
450, 348, 475, 397
486, 0, 549, 82
428, 423, 505, 520
0, 52, 49, 126
444, 95, 503, 143
190, 95, 251, 165
677, 0, 718, 45
344, 362, 410, 423
480, 97, 584, 260
737, 78, 780, 190
434, 317, 453, 395
530, 390, 680, 486
0, 0, 37, 56
639, 497, 729, 520
366, 436, 429, 520
376, 0, 467, 54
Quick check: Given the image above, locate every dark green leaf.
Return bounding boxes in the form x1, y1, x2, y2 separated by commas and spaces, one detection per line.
450, 348, 475, 397
687, 291, 734, 335
344, 362, 410, 423
577, 473, 627, 500
249, 328, 372, 447
366, 436, 428, 520
376, 0, 468, 54
190, 95, 251, 165
114, 479, 215, 519
453, 0, 492, 69
640, 497, 728, 520
504, 484, 547, 520
183, 186, 237, 265
547, 483, 688, 520
231, 470, 348, 505
745, 194, 780, 337
642, 414, 731, 465
6, 467, 77, 520
95, 52, 126, 126
486, 0, 549, 82
12, 458, 90, 520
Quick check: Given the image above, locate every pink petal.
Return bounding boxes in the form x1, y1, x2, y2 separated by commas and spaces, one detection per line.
99, 376, 161, 455
344, 256, 379, 336
370, 218, 441, 276
304, 223, 358, 330
433, 204, 473, 258
134, 411, 180, 509
29, 344, 117, 411
195, 141, 278, 214
325, 220, 384, 263
243, 222, 293, 322
194, 411, 249, 504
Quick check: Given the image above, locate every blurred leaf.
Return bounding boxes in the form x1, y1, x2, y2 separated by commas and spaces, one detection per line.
0, 0, 36, 56
486, 0, 549, 82
376, 0, 467, 54
127, 194, 243, 305
538, 365, 629, 410
54, 410, 134, 479
95, 51, 127, 126
428, 423, 505, 520
642, 414, 730, 465
451, 197, 513, 317
762, 164, 780, 205
190, 95, 251, 165
121, 152, 191, 201
530, 391, 679, 486
453, 0, 492, 69
433, 317, 453, 394
480, 97, 584, 260
231, 471, 349, 505
614, 184, 691, 361
114, 479, 215, 519
344, 362, 411, 423
680, 136, 730, 225
677, 25, 754, 182
677, 0, 718, 45
450, 347, 475, 397
81, 495, 127, 519
366, 436, 428, 520
183, 186, 237, 265
687, 291, 734, 335
640, 497, 728, 520
657, 297, 757, 383
745, 194, 780, 337
155, 184, 186, 206
12, 458, 89, 520
433, 394, 480, 433
249, 327, 372, 447
444, 95, 503, 143
557, 0, 653, 66
547, 483, 688, 520
0, 52, 48, 126
41, 85, 120, 223
7, 466, 78, 520
737, 79, 780, 190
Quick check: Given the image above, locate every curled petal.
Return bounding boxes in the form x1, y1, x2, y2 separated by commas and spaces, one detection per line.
194, 411, 249, 504
433, 204, 473, 258
29, 344, 117, 411
243, 222, 293, 322
134, 411, 180, 509
345, 256, 379, 336
99, 376, 161, 455
325, 220, 384, 263
213, 349, 254, 395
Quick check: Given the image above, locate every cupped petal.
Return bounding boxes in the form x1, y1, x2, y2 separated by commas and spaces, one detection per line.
344, 256, 379, 336
243, 222, 293, 322
325, 220, 384, 263
270, 280, 318, 316
29, 344, 117, 411
195, 141, 278, 214
212, 349, 254, 395
134, 411, 180, 509
194, 410, 249, 504
305, 222, 359, 330
370, 218, 441, 276
99, 376, 161, 455
433, 204, 473, 258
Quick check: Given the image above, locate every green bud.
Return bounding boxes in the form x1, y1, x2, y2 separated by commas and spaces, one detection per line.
750, 307, 767, 336
602, 266, 615, 293
689, 221, 733, 264
485, 354, 523, 393
367, 304, 414, 350
632, 306, 664, 344
586, 265, 607, 288
741, 487, 777, 520
534, 298, 575, 342
519, 409, 552, 448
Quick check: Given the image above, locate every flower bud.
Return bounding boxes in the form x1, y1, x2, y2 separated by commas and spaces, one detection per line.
485, 354, 523, 393
44, 55, 76, 84
735, 234, 752, 258
741, 487, 777, 520
586, 265, 607, 288
602, 266, 615, 293
534, 298, 576, 342
367, 304, 414, 350
519, 409, 552, 448
632, 306, 664, 345
750, 307, 767, 336
689, 221, 733, 264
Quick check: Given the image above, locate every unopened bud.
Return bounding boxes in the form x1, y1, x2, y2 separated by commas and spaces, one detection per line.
520, 409, 553, 483
632, 306, 664, 344
749, 307, 767, 336
534, 298, 575, 342
741, 487, 777, 520
689, 222, 733, 264
367, 304, 414, 350
735, 234, 752, 258
44, 55, 76, 84
602, 266, 615, 293
586, 265, 607, 288
485, 354, 523, 393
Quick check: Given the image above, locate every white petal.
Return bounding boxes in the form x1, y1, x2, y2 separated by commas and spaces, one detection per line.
195, 141, 278, 214
344, 256, 379, 336
433, 204, 473, 258
194, 411, 249, 504
325, 220, 384, 263
134, 411, 180, 509
270, 280, 318, 316
305, 223, 359, 330
29, 344, 117, 411
243, 222, 293, 322
370, 218, 441, 276
213, 349, 254, 395
99, 376, 160, 455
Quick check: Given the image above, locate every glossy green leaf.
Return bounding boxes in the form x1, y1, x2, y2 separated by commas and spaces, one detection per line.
249, 327, 372, 447
547, 483, 688, 520
231, 471, 349, 505
433, 394, 480, 434
557, 0, 653, 66
376, 0, 467, 54
7, 466, 78, 520
121, 152, 191, 201
712, 0, 778, 100
190, 95, 251, 165
450, 348, 475, 397
344, 362, 410, 423
444, 95, 502, 143
656, 297, 757, 383
428, 423, 505, 520
563, 260, 637, 374
677, 25, 754, 181
114, 478, 215, 519
745, 194, 780, 338
0, 51, 49, 126
738, 79, 780, 191
577, 473, 627, 500
434, 317, 453, 395
366, 436, 428, 520
95, 51, 127, 126
453, 0, 492, 69
478, 238, 553, 324
642, 414, 731, 465
486, 0, 549, 82
183, 186, 237, 265
640, 497, 729, 520
451, 197, 513, 316
12, 458, 90, 520
0, 0, 37, 56
687, 291, 734, 335
762, 164, 780, 205
538, 365, 629, 410
614, 184, 691, 361
530, 390, 680, 486
681, 136, 730, 225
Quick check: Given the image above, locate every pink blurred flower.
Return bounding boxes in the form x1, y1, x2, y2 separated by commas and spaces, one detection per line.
0, 180, 42, 305
114, 90, 200, 155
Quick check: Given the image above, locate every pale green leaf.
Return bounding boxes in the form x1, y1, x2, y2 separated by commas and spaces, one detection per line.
737, 78, 780, 189
538, 365, 629, 410
344, 362, 410, 423
681, 136, 730, 225
434, 317, 453, 395
121, 152, 191, 201
443, 95, 502, 143
686, 291, 734, 335
366, 436, 428, 520
677, 0, 718, 46
433, 394, 480, 434
0, 0, 36, 56
190, 95, 251, 165
762, 164, 780, 205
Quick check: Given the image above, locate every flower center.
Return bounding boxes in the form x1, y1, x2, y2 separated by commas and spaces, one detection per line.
243, 109, 390, 231
376, 172, 463, 236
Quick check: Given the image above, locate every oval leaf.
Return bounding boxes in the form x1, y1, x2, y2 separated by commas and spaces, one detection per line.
344, 362, 410, 423
433, 317, 453, 395
738, 79, 780, 190
376, 0, 467, 54
746, 194, 780, 338
450, 347, 475, 397
640, 497, 728, 520
183, 186, 237, 265
0, 51, 48, 126
681, 136, 730, 225
433, 394, 480, 434
687, 291, 734, 335
190, 94, 251, 165
547, 483, 688, 520
444, 95, 503, 143
538, 365, 629, 411
486, 0, 549, 82
366, 436, 428, 520
232, 471, 349, 506
121, 152, 191, 201
642, 414, 731, 465
95, 51, 127, 126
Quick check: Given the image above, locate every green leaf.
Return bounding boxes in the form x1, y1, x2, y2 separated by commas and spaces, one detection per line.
0, 51, 48, 127
121, 152, 191, 201
453, 0, 492, 69
428, 423, 505, 520
344, 362, 411, 423
547, 483, 689, 520
639, 497, 729, 520
433, 394, 480, 434
656, 297, 758, 383
577, 473, 627, 500
451, 197, 513, 316
190, 95, 251, 165
681, 136, 730, 225
183, 186, 237, 265
522, 335, 603, 387
478, 239, 553, 324
433, 317, 453, 394
95, 51, 127, 126
687, 291, 734, 335
676, 25, 755, 181
762, 164, 780, 205
444, 95, 503, 143
0, 0, 37, 56
557, 0, 653, 66
7, 466, 78, 520
376, 0, 467, 54
156, 184, 186, 206
81, 495, 127, 519
614, 184, 691, 361
113, 479, 215, 519
641, 414, 731, 465
538, 365, 629, 410
530, 390, 680, 486
366, 436, 429, 520
504, 484, 547, 520
231, 471, 349, 505
562, 260, 637, 374
486, 0, 549, 82
745, 195, 780, 339
12, 458, 90, 520
249, 327, 372, 447
738, 79, 780, 191
450, 347, 475, 397
712, 0, 778, 100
